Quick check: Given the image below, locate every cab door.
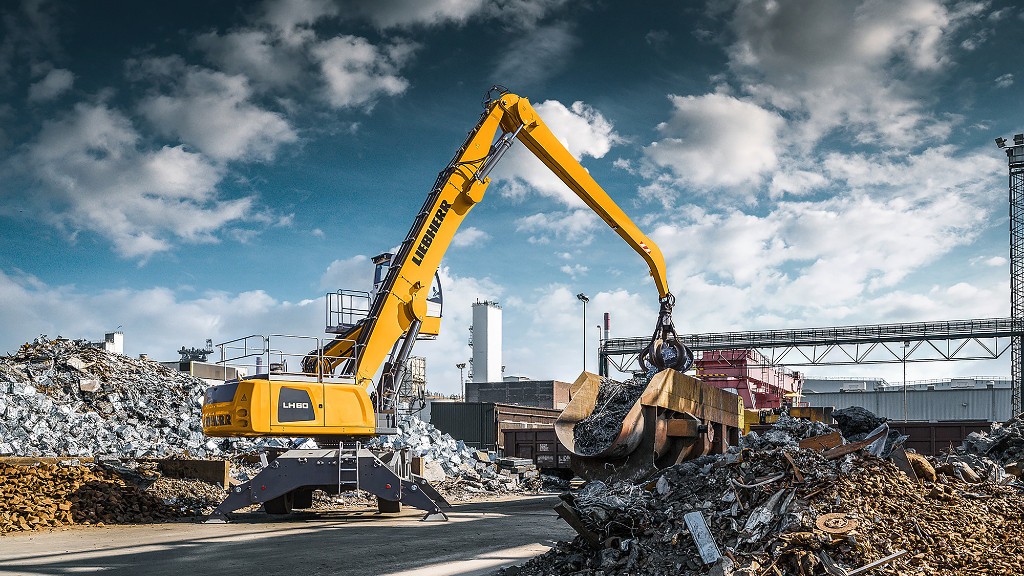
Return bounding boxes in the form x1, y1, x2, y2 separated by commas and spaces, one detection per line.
269, 380, 325, 432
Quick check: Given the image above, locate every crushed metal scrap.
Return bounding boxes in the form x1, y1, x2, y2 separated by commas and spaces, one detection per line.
0, 336, 288, 458
502, 413, 1024, 576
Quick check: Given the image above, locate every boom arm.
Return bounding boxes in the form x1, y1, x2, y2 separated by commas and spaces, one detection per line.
312, 88, 692, 405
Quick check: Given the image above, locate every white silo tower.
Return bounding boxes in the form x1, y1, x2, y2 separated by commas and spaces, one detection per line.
471, 300, 502, 383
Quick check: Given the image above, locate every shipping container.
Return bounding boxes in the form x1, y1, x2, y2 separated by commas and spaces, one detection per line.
503, 428, 573, 476
889, 421, 991, 456
429, 402, 560, 452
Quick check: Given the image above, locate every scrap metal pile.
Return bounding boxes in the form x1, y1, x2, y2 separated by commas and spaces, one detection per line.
371, 415, 543, 498
0, 337, 282, 458
573, 377, 645, 456
504, 413, 1024, 576
949, 412, 1024, 480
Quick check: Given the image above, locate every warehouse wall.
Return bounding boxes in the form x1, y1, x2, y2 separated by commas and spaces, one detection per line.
801, 387, 1012, 422
465, 380, 570, 409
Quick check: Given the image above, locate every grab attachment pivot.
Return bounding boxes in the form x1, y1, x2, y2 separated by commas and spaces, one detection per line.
639, 293, 693, 374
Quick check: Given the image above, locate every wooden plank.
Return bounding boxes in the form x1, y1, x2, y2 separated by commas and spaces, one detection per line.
799, 431, 843, 451
554, 502, 601, 546
824, 428, 887, 460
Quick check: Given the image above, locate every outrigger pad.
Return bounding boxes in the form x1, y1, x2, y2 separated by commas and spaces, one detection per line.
211, 448, 450, 518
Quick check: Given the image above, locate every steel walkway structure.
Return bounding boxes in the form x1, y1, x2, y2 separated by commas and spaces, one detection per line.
600, 317, 1024, 374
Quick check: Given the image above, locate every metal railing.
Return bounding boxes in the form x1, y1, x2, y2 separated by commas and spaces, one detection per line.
326, 290, 371, 335
215, 333, 361, 384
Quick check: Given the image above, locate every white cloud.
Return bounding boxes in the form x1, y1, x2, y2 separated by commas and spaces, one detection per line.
995, 73, 1014, 88
723, 0, 981, 147
560, 263, 588, 278
451, 226, 491, 247
491, 22, 578, 86
342, 0, 486, 29
515, 209, 600, 244
311, 36, 415, 110
491, 99, 623, 205
0, 268, 321, 360
983, 256, 1007, 267
501, 285, 658, 380
647, 146, 1002, 330
138, 63, 297, 162
341, 0, 569, 30
27, 67, 73, 101
769, 169, 828, 198
260, 0, 339, 45
319, 255, 374, 292
196, 29, 303, 89
6, 102, 252, 258
642, 93, 784, 193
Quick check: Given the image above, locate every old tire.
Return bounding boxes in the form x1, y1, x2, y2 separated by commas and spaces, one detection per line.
293, 488, 314, 509
264, 492, 294, 515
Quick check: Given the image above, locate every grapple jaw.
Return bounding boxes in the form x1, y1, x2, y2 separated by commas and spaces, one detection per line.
639, 293, 694, 374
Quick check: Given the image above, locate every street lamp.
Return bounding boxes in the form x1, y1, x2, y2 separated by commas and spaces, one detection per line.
576, 293, 589, 372
902, 341, 910, 422
456, 362, 466, 401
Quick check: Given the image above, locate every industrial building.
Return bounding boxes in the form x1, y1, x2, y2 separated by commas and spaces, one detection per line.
800, 376, 1013, 422
465, 378, 571, 409
469, 300, 502, 383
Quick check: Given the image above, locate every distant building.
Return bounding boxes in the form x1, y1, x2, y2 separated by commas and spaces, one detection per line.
465, 379, 571, 409
800, 376, 1013, 422
802, 377, 890, 393
160, 360, 242, 386
470, 300, 502, 383
94, 331, 123, 355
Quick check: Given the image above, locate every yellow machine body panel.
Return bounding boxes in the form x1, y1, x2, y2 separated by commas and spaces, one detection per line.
203, 378, 376, 437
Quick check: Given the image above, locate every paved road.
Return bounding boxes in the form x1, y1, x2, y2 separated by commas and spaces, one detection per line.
0, 495, 572, 576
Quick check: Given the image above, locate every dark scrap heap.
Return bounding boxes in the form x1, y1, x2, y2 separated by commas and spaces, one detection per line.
505, 414, 1024, 576
573, 377, 645, 456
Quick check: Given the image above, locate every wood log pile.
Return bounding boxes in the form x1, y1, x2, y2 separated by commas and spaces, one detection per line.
0, 461, 175, 533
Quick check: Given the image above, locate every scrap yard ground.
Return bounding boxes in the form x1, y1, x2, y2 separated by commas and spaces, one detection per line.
0, 495, 571, 576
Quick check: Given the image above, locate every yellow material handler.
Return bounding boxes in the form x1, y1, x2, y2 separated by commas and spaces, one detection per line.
201, 87, 696, 519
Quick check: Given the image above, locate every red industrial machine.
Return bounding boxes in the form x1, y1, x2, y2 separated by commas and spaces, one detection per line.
695, 349, 803, 410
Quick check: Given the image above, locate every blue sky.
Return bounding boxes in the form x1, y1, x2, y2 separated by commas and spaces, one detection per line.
0, 0, 1021, 393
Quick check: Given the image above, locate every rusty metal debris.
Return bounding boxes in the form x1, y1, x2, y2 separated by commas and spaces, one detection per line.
504, 408, 1024, 576
815, 512, 859, 535
683, 510, 722, 564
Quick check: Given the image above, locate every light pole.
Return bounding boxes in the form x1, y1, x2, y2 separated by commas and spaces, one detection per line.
576, 293, 589, 372
456, 362, 466, 401
903, 341, 910, 422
